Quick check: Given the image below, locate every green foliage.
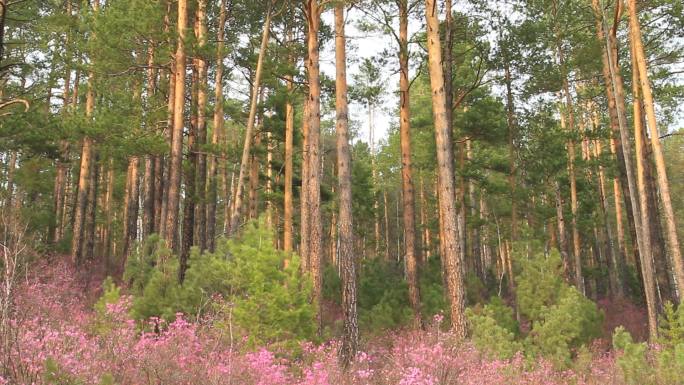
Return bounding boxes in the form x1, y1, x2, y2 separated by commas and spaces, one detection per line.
659, 302, 684, 349
418, 256, 449, 319
357, 259, 414, 331
613, 321, 684, 385
612, 327, 653, 385
124, 219, 315, 347
467, 297, 522, 359
91, 277, 123, 335
516, 250, 565, 321
467, 250, 603, 367
526, 287, 603, 367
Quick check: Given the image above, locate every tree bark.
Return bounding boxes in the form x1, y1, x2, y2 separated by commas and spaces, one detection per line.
334, 5, 358, 366
630, 19, 659, 338
228, 10, 271, 234
164, 0, 188, 251
283, 27, 295, 252
424, 0, 466, 337
142, 45, 157, 240
397, 0, 421, 326
122, 156, 140, 259
303, 0, 323, 334
628, 0, 684, 300
207, 0, 228, 252
194, 0, 208, 252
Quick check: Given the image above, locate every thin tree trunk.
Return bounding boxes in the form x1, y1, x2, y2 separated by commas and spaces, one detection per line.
206, 0, 228, 251
558, 84, 583, 292
628, 0, 684, 299
555, 181, 570, 278
630, 23, 659, 338
142, 45, 157, 240
103, 159, 114, 274
71, 0, 99, 266
122, 156, 140, 259
228, 9, 271, 234
83, 153, 99, 262
194, 0, 208, 252
425, 0, 466, 337
383, 190, 391, 260
397, 0, 421, 325
164, 0, 188, 251
283, 27, 295, 252
334, 5, 358, 365
503, 55, 518, 242
303, 0, 323, 334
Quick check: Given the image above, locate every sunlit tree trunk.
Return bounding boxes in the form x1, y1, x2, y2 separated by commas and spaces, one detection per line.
630, 23, 659, 339
228, 10, 271, 234
628, 0, 684, 300
122, 156, 140, 259
164, 0, 188, 250
425, 0, 466, 337
397, 0, 421, 325
71, 0, 99, 266
283, 27, 295, 252
303, 0, 323, 333
334, 5, 358, 365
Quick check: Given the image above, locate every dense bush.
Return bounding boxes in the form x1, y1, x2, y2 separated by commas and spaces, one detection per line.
124, 219, 315, 346
323, 255, 458, 333
612, 302, 684, 385
467, 250, 603, 366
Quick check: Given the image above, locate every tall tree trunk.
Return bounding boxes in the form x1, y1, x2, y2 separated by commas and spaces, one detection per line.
594, 136, 623, 297
419, 175, 431, 260
558, 78, 583, 292
207, 0, 228, 251
397, 0, 421, 325
71, 0, 99, 266
142, 45, 157, 239
628, 0, 684, 299
555, 181, 570, 278
642, 125, 673, 305
303, 0, 323, 333
334, 6, 358, 365
503, 55, 518, 242
103, 159, 114, 274
83, 153, 99, 263
424, 0, 466, 337
194, 0, 208, 252
228, 9, 271, 234
164, 0, 188, 251
122, 156, 140, 259
630, 24, 659, 339
283, 27, 295, 252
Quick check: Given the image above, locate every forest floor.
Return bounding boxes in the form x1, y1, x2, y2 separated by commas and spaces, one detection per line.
2, 254, 648, 385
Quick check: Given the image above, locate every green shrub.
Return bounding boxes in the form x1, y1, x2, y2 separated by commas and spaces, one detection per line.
612, 327, 653, 385
124, 218, 315, 347
467, 297, 522, 359
467, 250, 603, 367
526, 286, 603, 367
516, 250, 565, 321
91, 277, 123, 335
613, 305, 684, 385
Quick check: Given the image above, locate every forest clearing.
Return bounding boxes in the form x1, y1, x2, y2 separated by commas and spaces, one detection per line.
1, 0, 684, 384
